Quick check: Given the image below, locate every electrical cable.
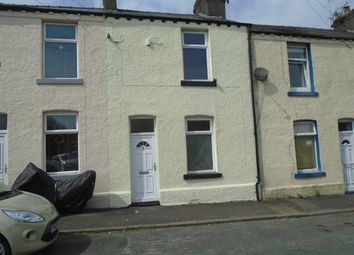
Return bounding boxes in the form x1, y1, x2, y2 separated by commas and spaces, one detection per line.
305, 0, 331, 26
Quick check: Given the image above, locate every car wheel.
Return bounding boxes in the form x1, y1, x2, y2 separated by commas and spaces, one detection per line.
0, 236, 11, 255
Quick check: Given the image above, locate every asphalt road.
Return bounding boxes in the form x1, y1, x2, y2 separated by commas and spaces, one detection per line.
36, 212, 354, 255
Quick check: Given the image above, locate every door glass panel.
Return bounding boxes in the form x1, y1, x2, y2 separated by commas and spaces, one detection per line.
0, 115, 7, 130
342, 140, 351, 145
187, 120, 210, 132
130, 119, 154, 133
339, 122, 353, 132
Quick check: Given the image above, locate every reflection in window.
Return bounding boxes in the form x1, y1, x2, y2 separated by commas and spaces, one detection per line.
45, 113, 79, 172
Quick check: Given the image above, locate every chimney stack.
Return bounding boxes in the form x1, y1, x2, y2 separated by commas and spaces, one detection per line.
193, 0, 228, 19
343, 6, 351, 15
103, 0, 117, 10
332, 5, 354, 31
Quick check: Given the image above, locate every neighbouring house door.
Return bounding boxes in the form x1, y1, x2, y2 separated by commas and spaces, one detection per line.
0, 134, 8, 184
339, 130, 354, 192
130, 135, 159, 203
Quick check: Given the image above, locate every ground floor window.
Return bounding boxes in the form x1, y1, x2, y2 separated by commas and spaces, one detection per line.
185, 118, 215, 172
294, 121, 320, 171
45, 113, 79, 172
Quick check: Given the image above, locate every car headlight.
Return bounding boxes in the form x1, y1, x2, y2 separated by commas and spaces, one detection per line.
2, 210, 45, 223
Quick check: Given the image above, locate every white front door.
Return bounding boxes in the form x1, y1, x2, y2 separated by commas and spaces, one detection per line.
339, 132, 354, 192
130, 135, 158, 203
0, 134, 8, 184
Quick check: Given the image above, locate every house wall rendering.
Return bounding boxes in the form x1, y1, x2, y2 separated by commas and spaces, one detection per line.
251, 33, 354, 198
106, 18, 258, 207
0, 10, 110, 207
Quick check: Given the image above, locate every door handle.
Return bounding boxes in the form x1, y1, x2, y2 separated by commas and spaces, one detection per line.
153, 163, 157, 171
4, 164, 7, 174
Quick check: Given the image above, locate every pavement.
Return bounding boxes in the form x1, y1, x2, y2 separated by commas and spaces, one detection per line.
58, 195, 354, 234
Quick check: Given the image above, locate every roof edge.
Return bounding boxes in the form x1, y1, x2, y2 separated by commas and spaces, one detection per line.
250, 24, 354, 41
0, 3, 248, 27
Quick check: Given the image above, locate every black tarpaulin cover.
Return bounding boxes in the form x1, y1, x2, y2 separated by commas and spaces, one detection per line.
12, 163, 96, 213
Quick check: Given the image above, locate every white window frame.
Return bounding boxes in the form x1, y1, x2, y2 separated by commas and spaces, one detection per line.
44, 112, 80, 175
182, 31, 211, 81
43, 23, 78, 79
294, 121, 319, 172
288, 44, 311, 92
185, 117, 217, 173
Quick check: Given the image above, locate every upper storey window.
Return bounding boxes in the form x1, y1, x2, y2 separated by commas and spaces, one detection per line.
287, 44, 318, 97
44, 24, 77, 79
182, 32, 209, 81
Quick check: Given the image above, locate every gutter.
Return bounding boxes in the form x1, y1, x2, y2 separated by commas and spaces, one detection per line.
247, 26, 262, 201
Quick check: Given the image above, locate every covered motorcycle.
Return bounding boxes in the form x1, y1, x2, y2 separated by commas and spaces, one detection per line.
12, 163, 96, 213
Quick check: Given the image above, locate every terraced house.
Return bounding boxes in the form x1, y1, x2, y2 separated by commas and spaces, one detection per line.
3, 0, 354, 208
250, 10, 354, 199
0, 0, 259, 208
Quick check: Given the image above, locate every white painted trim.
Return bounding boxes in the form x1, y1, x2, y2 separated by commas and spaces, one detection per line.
185, 117, 218, 173
43, 23, 79, 79
294, 121, 319, 172
287, 44, 311, 92
43, 112, 80, 174
181, 30, 212, 81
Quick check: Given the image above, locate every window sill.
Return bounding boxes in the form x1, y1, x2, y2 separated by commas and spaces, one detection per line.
288, 91, 319, 97
181, 79, 217, 87
183, 172, 222, 180
37, 78, 84, 85
294, 171, 326, 179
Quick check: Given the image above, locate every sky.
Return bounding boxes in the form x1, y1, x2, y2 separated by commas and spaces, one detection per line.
0, 0, 354, 29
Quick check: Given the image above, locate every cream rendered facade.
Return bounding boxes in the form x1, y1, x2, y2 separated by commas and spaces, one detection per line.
106, 18, 258, 207
251, 33, 354, 198
0, 10, 110, 207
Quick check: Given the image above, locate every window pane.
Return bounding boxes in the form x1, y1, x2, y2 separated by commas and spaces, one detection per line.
288, 47, 306, 59
46, 134, 78, 172
339, 122, 353, 132
46, 24, 76, 40
47, 115, 76, 130
131, 119, 154, 133
184, 33, 205, 45
0, 115, 7, 130
187, 120, 210, 132
183, 48, 208, 80
295, 136, 317, 170
45, 42, 77, 78
294, 122, 314, 134
289, 62, 306, 88
187, 135, 213, 171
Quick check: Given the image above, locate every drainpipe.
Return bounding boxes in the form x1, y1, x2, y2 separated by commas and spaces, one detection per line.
247, 25, 262, 201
